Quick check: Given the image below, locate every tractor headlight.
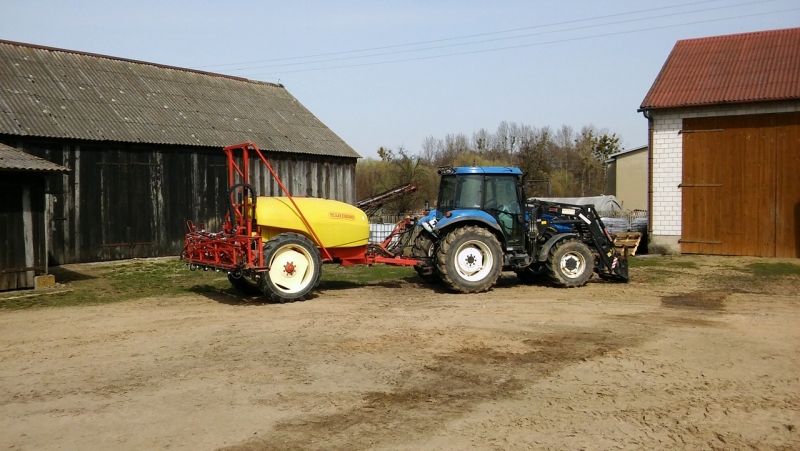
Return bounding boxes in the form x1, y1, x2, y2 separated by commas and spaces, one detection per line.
421, 218, 437, 234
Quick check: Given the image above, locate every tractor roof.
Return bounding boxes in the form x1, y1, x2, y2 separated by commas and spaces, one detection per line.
439, 166, 523, 176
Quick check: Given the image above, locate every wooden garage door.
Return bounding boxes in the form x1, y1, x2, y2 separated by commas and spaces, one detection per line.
682, 111, 800, 257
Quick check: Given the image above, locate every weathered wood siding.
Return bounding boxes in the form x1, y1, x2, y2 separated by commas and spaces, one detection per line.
0, 173, 47, 290
1, 137, 357, 265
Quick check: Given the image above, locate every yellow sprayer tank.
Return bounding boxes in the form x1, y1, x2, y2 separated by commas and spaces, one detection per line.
254, 197, 369, 248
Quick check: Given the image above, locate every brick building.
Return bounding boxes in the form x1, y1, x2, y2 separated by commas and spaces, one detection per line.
639, 28, 800, 257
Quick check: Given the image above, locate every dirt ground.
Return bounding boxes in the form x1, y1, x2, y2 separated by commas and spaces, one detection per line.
1, 256, 798, 451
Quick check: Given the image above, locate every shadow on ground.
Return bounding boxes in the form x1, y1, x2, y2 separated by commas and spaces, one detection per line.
49, 266, 97, 283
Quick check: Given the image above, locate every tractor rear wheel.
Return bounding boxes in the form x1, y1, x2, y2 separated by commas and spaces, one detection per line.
411, 231, 439, 284
260, 233, 322, 303
546, 239, 594, 288
435, 226, 502, 293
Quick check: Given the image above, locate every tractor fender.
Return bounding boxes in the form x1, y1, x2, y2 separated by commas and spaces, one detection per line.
537, 233, 579, 262
434, 211, 503, 237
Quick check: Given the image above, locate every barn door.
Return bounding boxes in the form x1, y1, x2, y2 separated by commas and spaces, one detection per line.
682, 112, 799, 257
775, 112, 800, 258
127, 153, 158, 258
99, 152, 131, 259
98, 151, 158, 259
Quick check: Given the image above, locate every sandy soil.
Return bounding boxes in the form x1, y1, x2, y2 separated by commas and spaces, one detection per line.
1, 257, 798, 451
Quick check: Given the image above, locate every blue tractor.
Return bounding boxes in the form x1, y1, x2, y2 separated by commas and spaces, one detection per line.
411, 166, 629, 293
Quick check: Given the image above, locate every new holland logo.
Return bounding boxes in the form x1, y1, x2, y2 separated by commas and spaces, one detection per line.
329, 212, 355, 221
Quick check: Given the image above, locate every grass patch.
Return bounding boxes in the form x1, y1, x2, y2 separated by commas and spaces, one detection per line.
3, 255, 795, 310
664, 260, 698, 269
0, 258, 228, 310
629, 268, 683, 284
627, 256, 698, 284
0, 259, 417, 310
742, 262, 800, 277
628, 256, 697, 269
628, 257, 662, 268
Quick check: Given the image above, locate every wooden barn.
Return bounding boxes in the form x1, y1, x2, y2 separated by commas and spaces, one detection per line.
639, 27, 800, 257
0, 143, 69, 290
0, 40, 360, 266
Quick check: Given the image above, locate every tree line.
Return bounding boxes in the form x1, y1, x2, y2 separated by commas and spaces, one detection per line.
356, 121, 621, 215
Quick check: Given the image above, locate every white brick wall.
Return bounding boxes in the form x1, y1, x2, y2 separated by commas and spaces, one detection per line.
650, 100, 800, 239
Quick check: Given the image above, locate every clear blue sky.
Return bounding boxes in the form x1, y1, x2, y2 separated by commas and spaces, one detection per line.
2, 0, 798, 159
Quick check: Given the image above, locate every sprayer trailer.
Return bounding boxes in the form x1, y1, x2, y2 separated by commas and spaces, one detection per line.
181, 142, 418, 303
182, 143, 629, 302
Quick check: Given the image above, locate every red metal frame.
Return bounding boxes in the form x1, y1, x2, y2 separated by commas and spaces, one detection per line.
182, 142, 419, 274
183, 219, 260, 271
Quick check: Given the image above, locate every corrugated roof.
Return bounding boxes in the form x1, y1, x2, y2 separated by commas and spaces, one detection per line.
640, 27, 800, 110
0, 40, 360, 158
0, 142, 69, 172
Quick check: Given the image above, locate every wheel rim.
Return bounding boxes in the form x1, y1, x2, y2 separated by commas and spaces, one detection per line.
559, 251, 586, 279
454, 239, 494, 282
426, 242, 435, 258
268, 244, 316, 294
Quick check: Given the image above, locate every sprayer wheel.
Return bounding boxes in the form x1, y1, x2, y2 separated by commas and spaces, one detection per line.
259, 233, 322, 303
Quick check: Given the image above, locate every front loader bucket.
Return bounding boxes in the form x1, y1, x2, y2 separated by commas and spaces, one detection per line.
600, 256, 629, 282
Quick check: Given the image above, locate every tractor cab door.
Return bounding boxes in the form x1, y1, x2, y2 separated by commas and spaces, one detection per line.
484, 175, 524, 247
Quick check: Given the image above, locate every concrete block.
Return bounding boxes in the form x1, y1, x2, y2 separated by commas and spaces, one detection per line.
34, 275, 56, 290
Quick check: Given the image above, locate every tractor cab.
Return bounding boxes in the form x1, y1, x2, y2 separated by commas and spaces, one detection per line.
433, 166, 527, 248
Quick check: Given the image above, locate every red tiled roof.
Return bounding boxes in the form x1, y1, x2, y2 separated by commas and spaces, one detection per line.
640, 27, 800, 110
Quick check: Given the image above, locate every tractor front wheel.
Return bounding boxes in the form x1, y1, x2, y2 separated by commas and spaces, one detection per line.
546, 239, 594, 288
411, 231, 439, 284
260, 233, 322, 303
435, 226, 503, 293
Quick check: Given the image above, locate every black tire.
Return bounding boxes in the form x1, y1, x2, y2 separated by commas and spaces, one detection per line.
546, 239, 594, 288
227, 273, 262, 296
411, 231, 440, 284
515, 263, 547, 284
259, 233, 322, 303
435, 226, 503, 293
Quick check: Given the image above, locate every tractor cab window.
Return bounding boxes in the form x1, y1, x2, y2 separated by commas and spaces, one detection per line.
437, 175, 457, 212
456, 175, 483, 208
438, 174, 484, 212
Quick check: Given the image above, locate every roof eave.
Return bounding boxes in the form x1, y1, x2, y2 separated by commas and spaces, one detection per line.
640, 96, 800, 112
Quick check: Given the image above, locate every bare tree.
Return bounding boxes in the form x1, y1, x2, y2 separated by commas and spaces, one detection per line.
357, 120, 623, 213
